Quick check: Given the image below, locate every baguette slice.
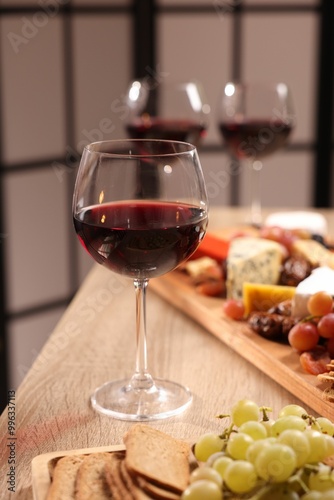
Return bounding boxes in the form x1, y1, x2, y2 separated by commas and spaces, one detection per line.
46, 455, 84, 500
124, 424, 190, 494
75, 452, 113, 499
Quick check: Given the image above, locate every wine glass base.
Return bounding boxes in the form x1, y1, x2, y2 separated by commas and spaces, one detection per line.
91, 378, 192, 421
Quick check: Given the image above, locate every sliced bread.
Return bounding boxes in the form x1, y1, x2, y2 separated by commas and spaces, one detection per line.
104, 451, 133, 500
46, 455, 84, 500
75, 452, 112, 499
124, 424, 190, 494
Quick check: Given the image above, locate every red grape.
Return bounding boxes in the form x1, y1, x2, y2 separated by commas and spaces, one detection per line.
307, 291, 333, 316
288, 322, 319, 352
317, 313, 334, 339
223, 299, 245, 320
259, 226, 296, 251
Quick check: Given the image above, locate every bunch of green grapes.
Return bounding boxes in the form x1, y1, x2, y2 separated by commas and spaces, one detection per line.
181, 400, 334, 500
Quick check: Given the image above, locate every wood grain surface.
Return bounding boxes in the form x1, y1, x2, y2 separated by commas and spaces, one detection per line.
1, 207, 334, 500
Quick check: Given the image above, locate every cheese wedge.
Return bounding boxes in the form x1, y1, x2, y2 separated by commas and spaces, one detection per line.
243, 282, 296, 316
265, 211, 328, 237
226, 237, 286, 300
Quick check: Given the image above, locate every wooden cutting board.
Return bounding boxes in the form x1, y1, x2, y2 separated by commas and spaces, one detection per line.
150, 270, 334, 419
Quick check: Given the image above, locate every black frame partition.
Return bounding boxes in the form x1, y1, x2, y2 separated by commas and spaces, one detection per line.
0, 0, 333, 412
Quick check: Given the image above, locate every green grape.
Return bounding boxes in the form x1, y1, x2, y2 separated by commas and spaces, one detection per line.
322, 490, 334, 499
261, 418, 275, 437
206, 451, 226, 467
226, 432, 254, 460
257, 484, 299, 500
304, 429, 328, 464
277, 429, 310, 467
246, 438, 276, 465
194, 433, 224, 462
300, 492, 322, 500
324, 433, 334, 457
312, 417, 334, 436
239, 420, 268, 440
223, 460, 257, 494
212, 456, 233, 478
181, 479, 223, 500
192, 399, 334, 500
231, 399, 260, 427
271, 415, 307, 436
190, 466, 223, 488
308, 465, 334, 492
278, 404, 307, 418
255, 443, 297, 483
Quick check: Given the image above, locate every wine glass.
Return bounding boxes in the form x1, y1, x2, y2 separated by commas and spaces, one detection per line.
217, 82, 295, 225
72, 139, 208, 420
125, 78, 210, 147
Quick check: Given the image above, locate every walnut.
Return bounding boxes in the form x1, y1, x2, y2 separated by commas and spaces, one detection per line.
248, 312, 284, 340
280, 256, 313, 286
268, 299, 292, 317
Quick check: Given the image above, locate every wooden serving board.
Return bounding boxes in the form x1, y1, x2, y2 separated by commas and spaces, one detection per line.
150, 271, 334, 419
31, 444, 125, 500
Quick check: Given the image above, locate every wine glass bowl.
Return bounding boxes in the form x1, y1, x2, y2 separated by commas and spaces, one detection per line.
72, 139, 208, 420
217, 82, 295, 224
125, 78, 210, 147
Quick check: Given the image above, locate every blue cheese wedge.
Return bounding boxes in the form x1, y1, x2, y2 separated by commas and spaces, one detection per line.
226, 237, 286, 299
292, 266, 334, 318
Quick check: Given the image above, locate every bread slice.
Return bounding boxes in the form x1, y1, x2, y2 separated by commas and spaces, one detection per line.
120, 460, 154, 500
46, 455, 84, 500
75, 452, 112, 499
124, 424, 190, 494
104, 451, 133, 500
134, 475, 180, 500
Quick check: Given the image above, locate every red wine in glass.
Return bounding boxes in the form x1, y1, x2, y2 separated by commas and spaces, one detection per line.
72, 139, 208, 420
218, 119, 293, 160
217, 82, 295, 224
73, 201, 207, 279
126, 117, 207, 146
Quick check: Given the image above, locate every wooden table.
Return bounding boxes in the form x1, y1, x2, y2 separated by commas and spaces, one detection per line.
1, 207, 334, 500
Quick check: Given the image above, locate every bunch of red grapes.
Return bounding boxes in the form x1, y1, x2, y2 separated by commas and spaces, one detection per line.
288, 292, 334, 372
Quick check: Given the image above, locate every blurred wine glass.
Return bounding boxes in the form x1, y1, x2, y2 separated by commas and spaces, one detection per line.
217, 82, 295, 225
125, 78, 210, 147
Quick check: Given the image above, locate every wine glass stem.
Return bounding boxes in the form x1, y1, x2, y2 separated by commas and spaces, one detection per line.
131, 278, 154, 391
250, 160, 263, 226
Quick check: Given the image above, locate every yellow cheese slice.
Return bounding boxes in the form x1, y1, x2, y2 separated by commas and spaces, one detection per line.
243, 282, 296, 316
291, 239, 334, 268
